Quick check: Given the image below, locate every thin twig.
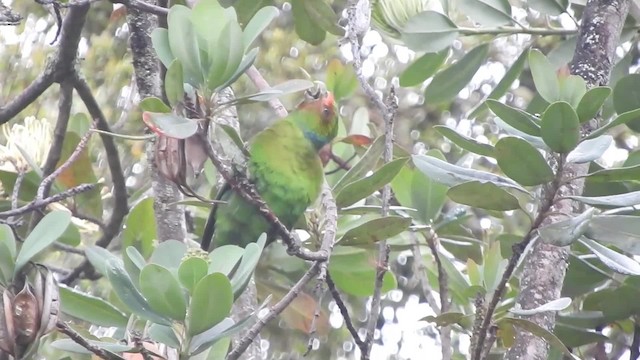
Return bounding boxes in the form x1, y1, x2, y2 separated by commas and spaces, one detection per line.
304, 280, 325, 356
111, 0, 168, 17
423, 229, 451, 360
61, 75, 129, 285
56, 321, 125, 360
37, 121, 96, 201
245, 66, 288, 118
326, 272, 367, 352
227, 262, 322, 360
347, 2, 397, 357
0, 184, 97, 217
410, 231, 440, 313
631, 322, 640, 360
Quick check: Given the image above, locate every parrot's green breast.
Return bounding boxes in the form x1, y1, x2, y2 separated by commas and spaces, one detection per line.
212, 120, 323, 248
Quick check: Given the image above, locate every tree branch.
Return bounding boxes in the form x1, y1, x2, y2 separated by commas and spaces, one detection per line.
61, 75, 129, 285
226, 262, 322, 360
0, 184, 97, 217
346, 1, 397, 358
56, 321, 125, 360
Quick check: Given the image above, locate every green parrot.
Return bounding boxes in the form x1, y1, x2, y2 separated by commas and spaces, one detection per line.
200, 88, 339, 250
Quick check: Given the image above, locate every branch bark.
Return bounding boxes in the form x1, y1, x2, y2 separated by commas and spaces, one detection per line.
505, 0, 630, 359
127, 0, 187, 242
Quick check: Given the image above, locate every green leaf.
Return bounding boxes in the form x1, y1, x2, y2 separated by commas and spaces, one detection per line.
188, 272, 233, 336
435, 126, 495, 157
584, 163, 640, 182
412, 154, 527, 192
584, 215, 640, 255
124, 246, 145, 289
209, 245, 245, 276
495, 136, 554, 186
587, 108, 640, 139
492, 117, 548, 150
540, 101, 580, 153
179, 257, 209, 294
140, 97, 171, 113
291, 0, 325, 45
329, 248, 397, 297
151, 28, 174, 68
303, 0, 344, 36
483, 242, 507, 292
336, 158, 409, 208
402, 11, 459, 53
613, 73, 640, 131
457, 0, 513, 26
338, 216, 412, 245
566, 135, 612, 164
0, 224, 16, 258
140, 264, 187, 321
85, 246, 120, 276
58, 223, 81, 246
59, 285, 128, 328
167, 5, 203, 86
486, 100, 541, 136
218, 47, 259, 90
206, 337, 232, 360
229, 235, 265, 298
538, 208, 595, 246
425, 44, 489, 104
149, 240, 188, 271
577, 86, 611, 123
613, 73, 640, 114
51, 339, 135, 355
106, 259, 171, 325
334, 137, 384, 194
558, 75, 586, 108
579, 237, 640, 275
511, 297, 572, 315
165, 59, 184, 107
471, 48, 529, 118
242, 6, 279, 50
122, 197, 157, 258
399, 49, 449, 87
391, 151, 448, 223
447, 181, 520, 211
527, 0, 568, 18
210, 20, 244, 91
0, 241, 14, 285
326, 59, 358, 101
570, 192, 640, 207
500, 318, 578, 359
148, 324, 181, 349
142, 112, 198, 139
14, 210, 71, 275
529, 49, 560, 103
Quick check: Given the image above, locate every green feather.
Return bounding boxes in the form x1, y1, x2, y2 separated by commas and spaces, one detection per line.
201, 91, 338, 250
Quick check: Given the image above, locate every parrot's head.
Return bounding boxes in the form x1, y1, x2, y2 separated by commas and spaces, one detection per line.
294, 87, 339, 151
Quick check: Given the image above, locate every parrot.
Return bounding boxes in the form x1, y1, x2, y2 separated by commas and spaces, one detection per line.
200, 87, 339, 251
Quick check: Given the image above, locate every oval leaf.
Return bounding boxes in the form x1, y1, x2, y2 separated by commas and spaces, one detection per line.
435, 126, 495, 157
142, 112, 198, 139
486, 100, 541, 136
447, 181, 520, 211
399, 49, 449, 87
579, 237, 640, 275
15, 210, 71, 275
540, 101, 580, 153
59, 285, 128, 328
529, 49, 560, 103
402, 11, 459, 53
179, 257, 209, 294
538, 208, 595, 246
495, 136, 554, 186
566, 135, 612, 164
577, 86, 611, 123
425, 44, 489, 104
188, 272, 233, 336
336, 158, 409, 208
338, 216, 412, 245
139, 264, 187, 321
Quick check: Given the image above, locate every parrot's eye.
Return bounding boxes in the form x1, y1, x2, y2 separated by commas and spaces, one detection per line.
322, 106, 331, 118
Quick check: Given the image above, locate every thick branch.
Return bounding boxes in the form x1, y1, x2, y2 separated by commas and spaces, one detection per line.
503, 0, 630, 359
